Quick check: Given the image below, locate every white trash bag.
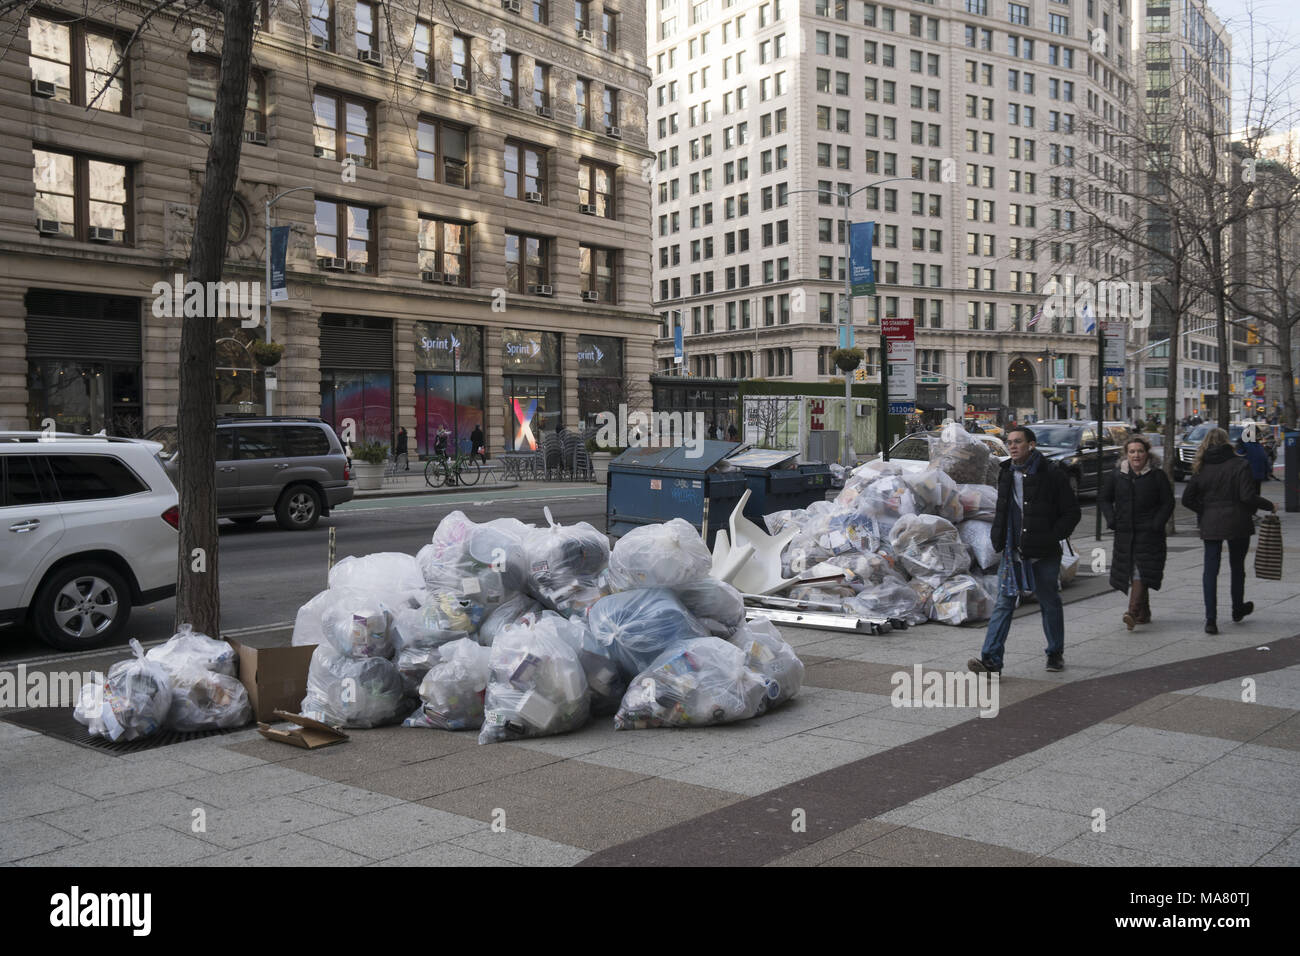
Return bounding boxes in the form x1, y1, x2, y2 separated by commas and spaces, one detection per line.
166, 665, 251, 731
328, 552, 425, 599
146, 624, 237, 677
404, 637, 492, 730
930, 574, 994, 625
845, 578, 927, 625
956, 483, 998, 522
524, 508, 610, 611
613, 637, 773, 730
674, 577, 746, 635
300, 645, 410, 728
478, 593, 544, 647
608, 517, 712, 590
957, 520, 999, 571
929, 421, 993, 485
479, 616, 590, 744
903, 468, 965, 524
728, 619, 804, 708
73, 639, 173, 742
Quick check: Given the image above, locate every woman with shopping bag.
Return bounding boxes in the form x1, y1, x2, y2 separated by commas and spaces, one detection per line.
1181, 428, 1276, 634
1099, 435, 1174, 630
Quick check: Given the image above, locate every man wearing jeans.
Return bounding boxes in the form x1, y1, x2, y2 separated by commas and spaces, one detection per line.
969, 425, 1081, 674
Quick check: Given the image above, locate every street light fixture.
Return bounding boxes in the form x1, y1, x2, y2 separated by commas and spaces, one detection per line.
261, 185, 314, 414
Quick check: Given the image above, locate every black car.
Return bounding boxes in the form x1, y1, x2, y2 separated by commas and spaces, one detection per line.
1172, 422, 1254, 481
1027, 420, 1129, 497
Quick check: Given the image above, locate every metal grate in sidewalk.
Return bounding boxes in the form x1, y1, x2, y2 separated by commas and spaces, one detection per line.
1, 707, 232, 756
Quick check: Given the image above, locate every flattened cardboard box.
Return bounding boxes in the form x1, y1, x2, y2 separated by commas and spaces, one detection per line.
258, 710, 348, 749
229, 639, 316, 723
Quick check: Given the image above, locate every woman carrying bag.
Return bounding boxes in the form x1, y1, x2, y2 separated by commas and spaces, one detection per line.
1181, 427, 1276, 634
1099, 435, 1174, 630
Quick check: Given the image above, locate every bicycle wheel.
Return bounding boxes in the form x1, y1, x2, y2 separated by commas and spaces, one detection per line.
458, 458, 482, 486
424, 458, 446, 488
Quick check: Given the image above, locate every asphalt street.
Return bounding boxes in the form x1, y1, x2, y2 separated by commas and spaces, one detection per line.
0, 473, 1237, 665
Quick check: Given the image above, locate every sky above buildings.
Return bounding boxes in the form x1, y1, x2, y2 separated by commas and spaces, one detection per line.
1208, 0, 1300, 130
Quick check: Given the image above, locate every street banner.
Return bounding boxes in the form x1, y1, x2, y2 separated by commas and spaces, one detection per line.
849, 222, 876, 296
673, 325, 683, 365
269, 225, 290, 302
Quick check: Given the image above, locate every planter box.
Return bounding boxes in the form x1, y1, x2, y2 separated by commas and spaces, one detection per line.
591, 451, 612, 484
352, 461, 385, 490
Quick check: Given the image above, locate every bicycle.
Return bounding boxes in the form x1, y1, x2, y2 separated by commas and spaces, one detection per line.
424, 450, 481, 488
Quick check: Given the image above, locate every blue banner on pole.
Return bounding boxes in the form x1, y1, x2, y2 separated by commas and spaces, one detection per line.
849, 222, 876, 297
269, 225, 290, 302
673, 324, 684, 364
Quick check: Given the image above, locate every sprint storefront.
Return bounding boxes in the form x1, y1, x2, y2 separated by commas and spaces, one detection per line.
502, 328, 562, 451
414, 321, 485, 458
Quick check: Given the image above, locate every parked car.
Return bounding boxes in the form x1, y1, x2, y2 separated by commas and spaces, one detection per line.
1026, 420, 1129, 496
1, 433, 178, 650
147, 417, 354, 530
881, 430, 1010, 474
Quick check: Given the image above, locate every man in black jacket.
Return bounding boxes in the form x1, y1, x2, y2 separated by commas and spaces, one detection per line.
969, 425, 1082, 674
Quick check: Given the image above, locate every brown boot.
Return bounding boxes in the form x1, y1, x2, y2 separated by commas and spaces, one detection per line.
1123, 584, 1140, 630
1135, 582, 1151, 624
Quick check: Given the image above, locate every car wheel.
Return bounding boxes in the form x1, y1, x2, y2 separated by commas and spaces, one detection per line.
275, 484, 322, 530
32, 562, 132, 652
229, 516, 261, 526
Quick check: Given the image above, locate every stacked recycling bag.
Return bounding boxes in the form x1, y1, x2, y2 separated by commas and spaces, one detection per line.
291, 511, 804, 741
72, 627, 251, 742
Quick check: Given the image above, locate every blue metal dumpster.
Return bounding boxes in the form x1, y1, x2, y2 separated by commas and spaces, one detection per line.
726, 449, 834, 520
606, 442, 745, 547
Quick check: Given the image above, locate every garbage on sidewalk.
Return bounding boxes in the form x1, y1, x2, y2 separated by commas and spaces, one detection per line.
257, 710, 349, 749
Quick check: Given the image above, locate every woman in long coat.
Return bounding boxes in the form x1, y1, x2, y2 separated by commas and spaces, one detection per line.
1099, 434, 1175, 630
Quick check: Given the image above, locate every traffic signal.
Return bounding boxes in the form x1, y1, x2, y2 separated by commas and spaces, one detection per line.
854, 367, 866, 381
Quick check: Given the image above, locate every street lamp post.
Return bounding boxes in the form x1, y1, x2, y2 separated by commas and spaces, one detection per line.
788, 177, 913, 465
262, 185, 313, 415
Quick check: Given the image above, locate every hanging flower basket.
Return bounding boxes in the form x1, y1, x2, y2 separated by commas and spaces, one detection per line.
1041, 387, 1057, 399
251, 340, 284, 367
831, 347, 864, 373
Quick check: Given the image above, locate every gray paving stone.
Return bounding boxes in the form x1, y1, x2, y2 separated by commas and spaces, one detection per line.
294, 782, 407, 815
905, 794, 1093, 856
15, 824, 219, 867
0, 721, 40, 741
185, 833, 371, 867
0, 781, 90, 825
662, 733, 883, 796
164, 742, 268, 774
450, 827, 589, 866
1046, 835, 1198, 867
57, 755, 213, 800
1253, 834, 1300, 866
875, 776, 1002, 826
173, 795, 351, 849
1097, 805, 1287, 866
171, 763, 327, 808
980, 768, 1161, 816
1234, 743, 1300, 766
303, 802, 484, 859
1183, 753, 1300, 797
1041, 746, 1204, 788
1138, 779, 1300, 832
765, 821, 900, 867
572, 747, 692, 777
375, 843, 518, 866
37, 788, 196, 842
0, 817, 82, 863
855, 824, 1044, 866
802, 713, 941, 748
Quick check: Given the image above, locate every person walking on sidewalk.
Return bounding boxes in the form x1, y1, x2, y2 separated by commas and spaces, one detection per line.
969, 425, 1082, 675
1181, 428, 1276, 634
1099, 435, 1174, 631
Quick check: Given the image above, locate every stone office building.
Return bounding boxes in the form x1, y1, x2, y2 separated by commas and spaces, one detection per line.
0, 0, 655, 456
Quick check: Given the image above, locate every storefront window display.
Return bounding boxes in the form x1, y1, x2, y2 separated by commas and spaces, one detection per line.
415, 322, 484, 456
502, 328, 562, 450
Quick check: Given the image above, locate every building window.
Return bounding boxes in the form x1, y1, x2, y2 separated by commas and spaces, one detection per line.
315, 199, 374, 271
601, 9, 618, 50
28, 13, 129, 112
355, 2, 377, 54
452, 33, 470, 87
313, 90, 375, 167
580, 245, 616, 301
309, 0, 334, 51
188, 57, 266, 137
531, 0, 549, 24
505, 232, 551, 293
579, 160, 615, 217
32, 148, 129, 243
532, 63, 551, 111
418, 217, 470, 286
414, 20, 432, 78
575, 77, 591, 129
504, 141, 546, 201
416, 118, 469, 187
603, 86, 619, 130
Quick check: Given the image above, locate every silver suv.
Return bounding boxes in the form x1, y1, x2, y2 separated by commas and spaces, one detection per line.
148, 418, 354, 530
1, 433, 178, 650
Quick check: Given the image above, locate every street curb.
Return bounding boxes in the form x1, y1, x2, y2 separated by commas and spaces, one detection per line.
351, 482, 523, 499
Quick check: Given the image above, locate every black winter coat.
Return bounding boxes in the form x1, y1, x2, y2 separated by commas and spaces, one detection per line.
1099, 461, 1174, 591
991, 452, 1082, 560
1181, 444, 1272, 540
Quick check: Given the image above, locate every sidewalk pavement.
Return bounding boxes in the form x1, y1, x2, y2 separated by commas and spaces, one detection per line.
2, 492, 1297, 867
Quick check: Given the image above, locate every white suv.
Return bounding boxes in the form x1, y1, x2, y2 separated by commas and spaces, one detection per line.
1, 433, 178, 651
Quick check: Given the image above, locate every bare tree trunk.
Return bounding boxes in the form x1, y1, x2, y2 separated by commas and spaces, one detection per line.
1164, 271, 1182, 536
1211, 225, 1231, 430
175, 0, 256, 634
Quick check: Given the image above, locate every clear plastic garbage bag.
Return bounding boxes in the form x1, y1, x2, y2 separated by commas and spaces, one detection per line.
300, 645, 410, 728
73, 639, 173, 742
328, 552, 426, 598
404, 637, 491, 730
845, 578, 927, 625
319, 592, 400, 659
479, 615, 590, 744
728, 618, 804, 709
166, 665, 251, 731
478, 593, 544, 647
888, 514, 972, 585
586, 587, 712, 679
956, 483, 998, 522
674, 578, 746, 635
957, 520, 999, 570
902, 468, 965, 524
613, 637, 773, 730
929, 421, 994, 485
525, 509, 610, 610
930, 574, 994, 625
608, 517, 711, 590
146, 624, 237, 678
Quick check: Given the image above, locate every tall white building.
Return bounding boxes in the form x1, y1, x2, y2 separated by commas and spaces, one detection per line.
647, 0, 1142, 431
